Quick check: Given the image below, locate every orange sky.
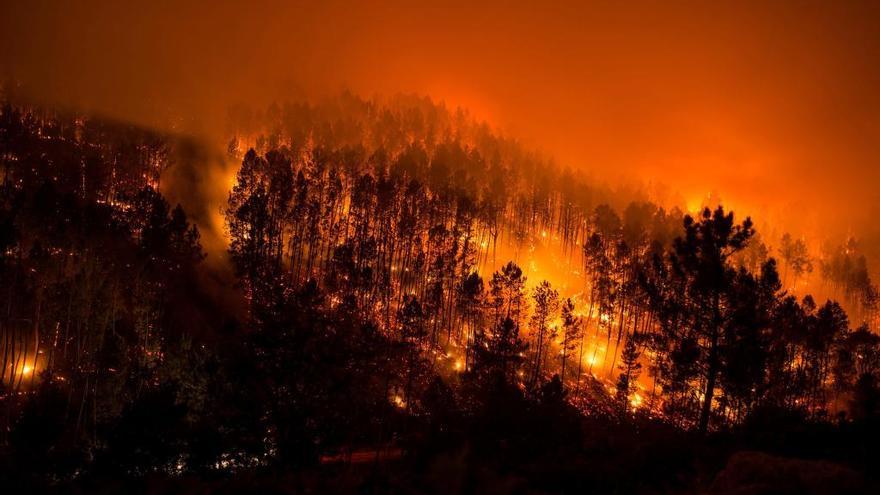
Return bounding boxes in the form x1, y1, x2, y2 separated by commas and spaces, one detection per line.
3, 1, 880, 241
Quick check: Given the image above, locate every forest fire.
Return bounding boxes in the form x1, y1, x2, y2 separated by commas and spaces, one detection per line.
2, 1, 880, 493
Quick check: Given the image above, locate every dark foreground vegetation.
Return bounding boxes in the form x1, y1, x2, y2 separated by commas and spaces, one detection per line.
1, 88, 879, 493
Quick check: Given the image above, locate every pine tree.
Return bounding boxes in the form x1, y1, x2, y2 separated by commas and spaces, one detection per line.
559, 298, 582, 390
616, 334, 642, 414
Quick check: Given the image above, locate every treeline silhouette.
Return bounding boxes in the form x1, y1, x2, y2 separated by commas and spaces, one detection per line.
0, 91, 878, 492
224, 94, 879, 426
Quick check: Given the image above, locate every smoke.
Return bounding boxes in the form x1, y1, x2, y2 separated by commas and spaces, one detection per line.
160, 136, 234, 257
3, 1, 880, 256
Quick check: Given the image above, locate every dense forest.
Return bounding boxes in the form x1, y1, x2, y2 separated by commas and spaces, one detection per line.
1, 90, 879, 492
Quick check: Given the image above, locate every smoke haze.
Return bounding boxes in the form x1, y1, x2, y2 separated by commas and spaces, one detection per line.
3, 0, 880, 243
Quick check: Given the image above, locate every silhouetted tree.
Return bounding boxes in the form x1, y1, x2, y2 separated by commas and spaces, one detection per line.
616, 334, 642, 414
529, 281, 559, 390
559, 298, 582, 390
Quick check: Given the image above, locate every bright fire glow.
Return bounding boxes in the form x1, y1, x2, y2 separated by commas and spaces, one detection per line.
630, 393, 643, 409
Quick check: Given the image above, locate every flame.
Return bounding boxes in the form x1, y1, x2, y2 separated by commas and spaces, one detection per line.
630, 392, 643, 409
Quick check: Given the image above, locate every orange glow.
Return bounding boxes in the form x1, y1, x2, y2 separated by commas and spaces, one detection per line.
3, 0, 878, 417
3, 2, 880, 253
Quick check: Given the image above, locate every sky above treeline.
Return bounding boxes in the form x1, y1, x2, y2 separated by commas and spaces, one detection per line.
2, 1, 880, 241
